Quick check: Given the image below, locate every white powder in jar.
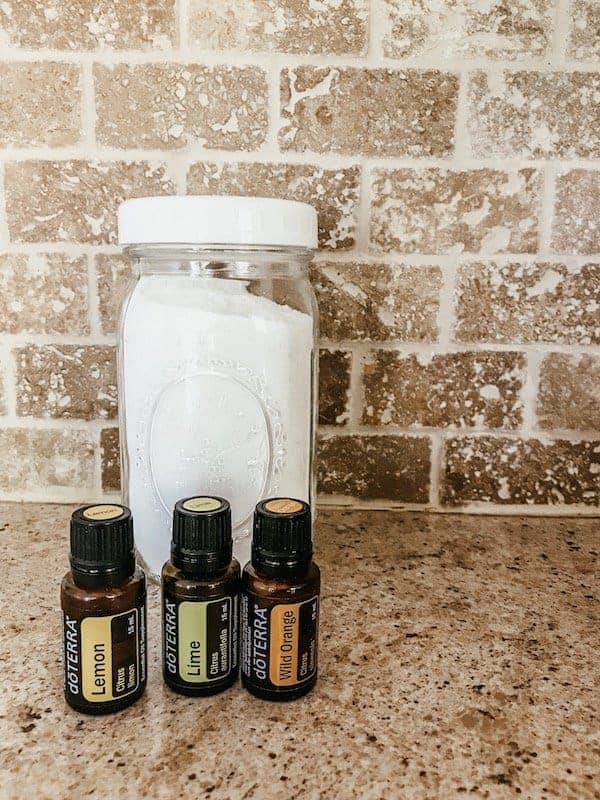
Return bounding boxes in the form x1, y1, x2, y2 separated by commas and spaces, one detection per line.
121, 274, 314, 578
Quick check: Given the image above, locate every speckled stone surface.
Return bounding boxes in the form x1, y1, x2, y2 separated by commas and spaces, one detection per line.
1, 503, 598, 799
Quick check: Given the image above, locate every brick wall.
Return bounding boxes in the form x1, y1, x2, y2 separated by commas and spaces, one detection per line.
0, 0, 598, 511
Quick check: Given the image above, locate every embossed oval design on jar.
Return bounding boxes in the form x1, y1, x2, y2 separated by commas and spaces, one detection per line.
148, 373, 272, 531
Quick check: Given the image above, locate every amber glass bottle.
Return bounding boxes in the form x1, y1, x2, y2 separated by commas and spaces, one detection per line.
161, 496, 240, 696
241, 498, 320, 701
60, 504, 147, 715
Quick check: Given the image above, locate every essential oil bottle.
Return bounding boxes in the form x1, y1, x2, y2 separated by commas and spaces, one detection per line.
60, 504, 147, 715
241, 498, 320, 701
161, 496, 240, 696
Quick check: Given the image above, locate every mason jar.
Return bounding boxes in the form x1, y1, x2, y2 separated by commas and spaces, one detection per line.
117, 196, 318, 578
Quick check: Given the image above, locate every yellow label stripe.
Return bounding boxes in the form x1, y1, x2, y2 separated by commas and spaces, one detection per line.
178, 601, 208, 683
81, 616, 114, 702
269, 603, 300, 687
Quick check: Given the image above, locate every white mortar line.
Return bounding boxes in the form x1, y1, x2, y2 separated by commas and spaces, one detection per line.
318, 424, 432, 440
0, 332, 117, 347
192, 152, 597, 169
552, 0, 571, 66
0, 166, 8, 249
1, 489, 596, 515
92, 426, 104, 494
317, 497, 600, 516
80, 60, 96, 146
0, 332, 562, 354
3, 245, 597, 267
312, 251, 600, 267
437, 257, 459, 345
1, 47, 598, 71
355, 162, 371, 251
428, 431, 442, 506
0, 342, 16, 418
0, 417, 117, 432
526, 427, 600, 440
367, 0, 385, 65
0, 488, 109, 504
520, 350, 544, 433
453, 69, 471, 160
0, 146, 598, 172
318, 339, 600, 356
538, 162, 557, 256
266, 56, 282, 152
317, 424, 600, 442
2, 246, 590, 266
1, 243, 123, 255
314, 251, 445, 265
347, 345, 367, 427
178, 0, 189, 51
376, 57, 599, 73
86, 252, 102, 336
167, 152, 189, 194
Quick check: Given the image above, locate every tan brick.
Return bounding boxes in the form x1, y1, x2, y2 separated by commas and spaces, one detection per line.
0, 63, 81, 147
551, 170, 599, 255
568, 0, 600, 61
95, 64, 268, 151
537, 354, 600, 431
454, 261, 600, 345
5, 161, 174, 244
95, 254, 131, 336
0, 0, 176, 50
370, 168, 541, 255
16, 345, 117, 420
312, 262, 440, 342
319, 349, 351, 426
280, 67, 458, 157
363, 351, 525, 429
0, 428, 95, 492
189, 0, 368, 54
318, 434, 430, 502
101, 427, 120, 492
381, 0, 551, 60
443, 436, 600, 506
0, 253, 90, 336
468, 71, 600, 159
188, 161, 360, 249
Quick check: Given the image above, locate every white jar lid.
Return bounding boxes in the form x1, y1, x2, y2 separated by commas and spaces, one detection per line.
118, 195, 318, 249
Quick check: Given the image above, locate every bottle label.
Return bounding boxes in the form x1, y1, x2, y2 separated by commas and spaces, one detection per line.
163, 594, 238, 684
63, 604, 146, 704
241, 593, 319, 690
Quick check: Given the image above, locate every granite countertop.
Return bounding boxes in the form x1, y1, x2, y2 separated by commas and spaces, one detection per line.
0, 504, 598, 799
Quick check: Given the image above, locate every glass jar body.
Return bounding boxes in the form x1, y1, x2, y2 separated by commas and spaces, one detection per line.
117, 246, 318, 578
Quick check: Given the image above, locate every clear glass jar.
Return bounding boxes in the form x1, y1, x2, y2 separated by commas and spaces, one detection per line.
117, 197, 318, 578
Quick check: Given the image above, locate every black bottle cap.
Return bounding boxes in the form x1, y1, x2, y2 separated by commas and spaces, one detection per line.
171, 496, 232, 574
252, 498, 312, 570
70, 504, 135, 578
